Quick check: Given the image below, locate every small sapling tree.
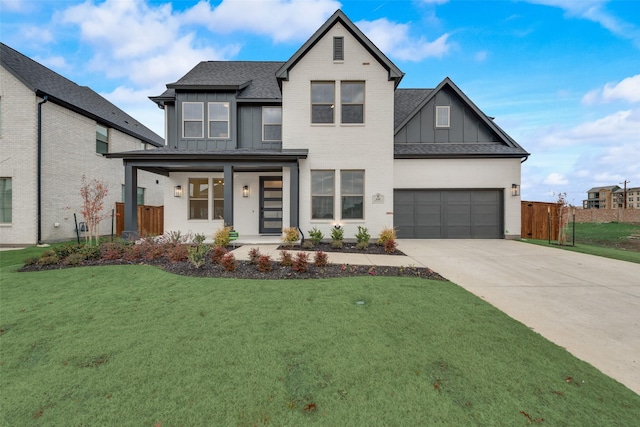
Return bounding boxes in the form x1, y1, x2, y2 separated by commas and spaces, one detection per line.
80, 175, 110, 246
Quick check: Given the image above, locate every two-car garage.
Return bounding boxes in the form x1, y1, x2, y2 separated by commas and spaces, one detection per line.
394, 189, 504, 239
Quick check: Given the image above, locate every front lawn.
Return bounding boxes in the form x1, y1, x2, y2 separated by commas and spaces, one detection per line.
1, 248, 639, 425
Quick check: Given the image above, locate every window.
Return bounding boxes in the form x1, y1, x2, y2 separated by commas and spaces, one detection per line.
121, 185, 145, 205
436, 106, 450, 128
341, 170, 364, 219
333, 36, 344, 61
311, 170, 334, 219
0, 178, 11, 223
212, 178, 225, 220
311, 82, 335, 124
189, 178, 209, 220
96, 124, 108, 154
208, 102, 229, 138
341, 82, 364, 124
183, 102, 204, 138
262, 107, 282, 141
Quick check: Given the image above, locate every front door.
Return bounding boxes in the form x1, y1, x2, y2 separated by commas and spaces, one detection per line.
259, 177, 283, 234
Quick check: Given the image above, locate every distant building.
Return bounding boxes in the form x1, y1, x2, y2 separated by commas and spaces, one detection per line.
583, 185, 639, 209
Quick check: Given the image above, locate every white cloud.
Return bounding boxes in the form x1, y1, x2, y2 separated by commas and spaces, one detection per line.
356, 18, 451, 61
543, 172, 568, 185
19, 25, 54, 43
101, 86, 165, 137
34, 55, 70, 71
474, 50, 488, 62
180, 0, 340, 43
582, 74, 640, 105
1, 0, 27, 12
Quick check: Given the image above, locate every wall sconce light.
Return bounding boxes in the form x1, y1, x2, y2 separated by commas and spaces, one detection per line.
242, 185, 249, 198
511, 184, 520, 197
174, 185, 182, 198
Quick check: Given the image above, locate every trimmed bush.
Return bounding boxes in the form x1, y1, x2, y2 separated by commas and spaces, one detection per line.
220, 253, 237, 272
257, 255, 273, 272
279, 250, 293, 266
314, 251, 328, 267
308, 227, 324, 246
248, 248, 261, 265
292, 252, 309, 273
377, 226, 397, 246
210, 246, 228, 264
383, 238, 397, 254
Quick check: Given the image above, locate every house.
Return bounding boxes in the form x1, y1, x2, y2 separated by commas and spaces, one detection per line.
0, 43, 165, 245
109, 10, 529, 241
584, 185, 640, 209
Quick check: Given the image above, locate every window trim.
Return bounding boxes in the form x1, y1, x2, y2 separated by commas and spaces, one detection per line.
0, 177, 11, 224
311, 81, 335, 124
207, 102, 230, 139
182, 102, 204, 139
340, 81, 365, 124
96, 124, 109, 154
340, 170, 365, 220
211, 178, 225, 221
310, 170, 335, 220
188, 178, 209, 220
262, 106, 282, 142
435, 105, 450, 128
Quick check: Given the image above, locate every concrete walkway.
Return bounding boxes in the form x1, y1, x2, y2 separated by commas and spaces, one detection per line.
397, 239, 640, 395
232, 240, 640, 394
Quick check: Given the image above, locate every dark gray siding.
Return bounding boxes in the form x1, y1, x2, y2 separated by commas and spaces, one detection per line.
238, 104, 282, 150
395, 87, 499, 144
394, 189, 503, 239
173, 92, 236, 150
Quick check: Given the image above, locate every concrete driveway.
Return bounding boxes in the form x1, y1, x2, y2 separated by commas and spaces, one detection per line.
398, 239, 640, 395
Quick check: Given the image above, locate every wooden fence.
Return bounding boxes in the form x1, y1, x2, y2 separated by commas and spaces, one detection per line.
521, 201, 560, 240
115, 203, 164, 237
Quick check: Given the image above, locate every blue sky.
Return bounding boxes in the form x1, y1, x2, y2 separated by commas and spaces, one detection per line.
2, 0, 639, 204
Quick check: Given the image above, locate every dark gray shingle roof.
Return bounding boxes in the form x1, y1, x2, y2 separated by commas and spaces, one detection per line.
394, 88, 432, 130
166, 61, 285, 100
1, 42, 163, 146
394, 143, 528, 158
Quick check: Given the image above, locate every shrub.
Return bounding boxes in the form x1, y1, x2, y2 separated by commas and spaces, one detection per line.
187, 244, 210, 268
383, 238, 397, 254
220, 253, 237, 271
213, 226, 232, 247
377, 226, 397, 246
314, 251, 328, 267
193, 233, 206, 245
63, 253, 86, 266
302, 240, 315, 249
292, 251, 309, 273
210, 246, 228, 264
39, 255, 59, 265
53, 243, 84, 259
355, 226, 370, 246
248, 248, 261, 265
282, 227, 299, 248
308, 227, 324, 246
257, 255, 273, 272
166, 244, 189, 262
79, 245, 101, 261
40, 250, 56, 259
23, 256, 39, 266
330, 225, 344, 242
279, 250, 293, 266
330, 239, 343, 249
100, 242, 128, 260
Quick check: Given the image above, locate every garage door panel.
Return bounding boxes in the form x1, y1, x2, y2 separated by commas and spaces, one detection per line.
394, 189, 503, 239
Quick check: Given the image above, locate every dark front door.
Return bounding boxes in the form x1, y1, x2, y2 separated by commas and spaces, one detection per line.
259, 177, 283, 234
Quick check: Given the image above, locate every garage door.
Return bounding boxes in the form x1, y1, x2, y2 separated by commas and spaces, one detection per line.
394, 190, 503, 239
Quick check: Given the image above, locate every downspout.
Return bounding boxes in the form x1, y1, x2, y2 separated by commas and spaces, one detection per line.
296, 160, 304, 244
37, 95, 49, 245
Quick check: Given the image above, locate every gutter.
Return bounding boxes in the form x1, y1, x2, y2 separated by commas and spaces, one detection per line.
37, 94, 49, 244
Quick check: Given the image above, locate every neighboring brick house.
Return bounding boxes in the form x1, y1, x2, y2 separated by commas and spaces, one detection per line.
0, 43, 165, 245
585, 185, 640, 209
110, 10, 529, 240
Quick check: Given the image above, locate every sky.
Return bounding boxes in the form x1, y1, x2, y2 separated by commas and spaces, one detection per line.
1, 0, 639, 204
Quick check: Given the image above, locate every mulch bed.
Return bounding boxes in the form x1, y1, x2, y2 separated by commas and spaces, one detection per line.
277, 241, 406, 255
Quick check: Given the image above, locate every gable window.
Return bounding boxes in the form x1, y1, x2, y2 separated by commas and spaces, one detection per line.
311, 170, 334, 219
96, 124, 109, 154
183, 102, 204, 138
212, 178, 225, 220
262, 106, 282, 141
436, 106, 450, 128
189, 178, 208, 220
341, 170, 364, 219
121, 185, 145, 205
341, 82, 364, 124
208, 102, 229, 138
311, 82, 335, 124
333, 37, 344, 61
0, 177, 11, 223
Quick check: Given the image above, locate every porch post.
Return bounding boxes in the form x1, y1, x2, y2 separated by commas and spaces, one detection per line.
123, 161, 139, 240
289, 161, 299, 228
223, 164, 234, 227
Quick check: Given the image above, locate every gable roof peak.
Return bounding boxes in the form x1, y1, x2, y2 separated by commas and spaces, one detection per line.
276, 9, 404, 87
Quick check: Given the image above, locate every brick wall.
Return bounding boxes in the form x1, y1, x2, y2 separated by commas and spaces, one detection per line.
575, 208, 640, 224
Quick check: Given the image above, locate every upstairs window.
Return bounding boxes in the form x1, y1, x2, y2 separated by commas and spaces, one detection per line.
262, 107, 282, 141
208, 102, 229, 139
96, 124, 109, 154
311, 82, 335, 124
311, 170, 334, 219
436, 106, 450, 128
341, 82, 364, 124
333, 37, 344, 61
341, 170, 364, 219
182, 102, 204, 138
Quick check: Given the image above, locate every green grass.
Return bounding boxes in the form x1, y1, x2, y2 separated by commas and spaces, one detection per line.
1, 248, 639, 426
522, 222, 640, 263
